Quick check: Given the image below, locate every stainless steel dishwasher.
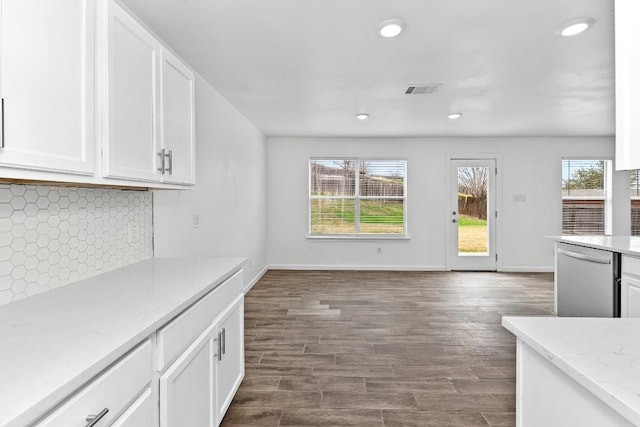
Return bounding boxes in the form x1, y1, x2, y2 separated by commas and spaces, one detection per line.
556, 242, 621, 317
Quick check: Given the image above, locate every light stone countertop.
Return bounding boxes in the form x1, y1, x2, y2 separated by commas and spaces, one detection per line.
502, 316, 640, 426
550, 235, 640, 256
0, 257, 247, 427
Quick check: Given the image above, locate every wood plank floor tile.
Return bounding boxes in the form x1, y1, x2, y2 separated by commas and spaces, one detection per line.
365, 378, 456, 394
232, 390, 322, 409
231, 270, 553, 424
382, 410, 489, 426
322, 391, 418, 410
415, 393, 516, 412
279, 409, 384, 426
278, 375, 365, 392
481, 411, 516, 426
452, 379, 515, 395
220, 407, 282, 426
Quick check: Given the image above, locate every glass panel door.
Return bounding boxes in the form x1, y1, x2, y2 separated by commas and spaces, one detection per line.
449, 159, 497, 271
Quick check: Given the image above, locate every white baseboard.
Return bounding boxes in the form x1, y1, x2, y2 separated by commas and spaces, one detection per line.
500, 266, 554, 273
243, 265, 269, 293
268, 264, 447, 271
268, 264, 554, 273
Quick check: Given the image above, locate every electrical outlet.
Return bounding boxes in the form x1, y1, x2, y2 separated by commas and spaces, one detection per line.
128, 222, 139, 244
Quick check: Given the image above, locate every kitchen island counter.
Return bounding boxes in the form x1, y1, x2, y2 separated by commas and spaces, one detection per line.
503, 316, 640, 426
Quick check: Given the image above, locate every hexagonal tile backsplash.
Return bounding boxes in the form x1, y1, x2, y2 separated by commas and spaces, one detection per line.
0, 184, 153, 305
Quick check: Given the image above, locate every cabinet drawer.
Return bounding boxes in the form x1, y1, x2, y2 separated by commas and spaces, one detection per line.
156, 270, 243, 370
110, 388, 154, 427
35, 340, 152, 427
622, 255, 640, 279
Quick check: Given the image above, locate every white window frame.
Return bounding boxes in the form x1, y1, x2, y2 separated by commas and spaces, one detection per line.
561, 158, 613, 236
308, 158, 408, 239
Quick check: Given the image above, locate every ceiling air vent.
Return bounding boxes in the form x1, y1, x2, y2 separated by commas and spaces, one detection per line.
405, 84, 442, 95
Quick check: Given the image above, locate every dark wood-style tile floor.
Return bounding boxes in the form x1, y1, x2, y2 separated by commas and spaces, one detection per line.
221, 270, 554, 427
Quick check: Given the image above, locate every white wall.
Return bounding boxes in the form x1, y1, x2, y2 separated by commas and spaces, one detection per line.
267, 136, 623, 272
153, 74, 268, 288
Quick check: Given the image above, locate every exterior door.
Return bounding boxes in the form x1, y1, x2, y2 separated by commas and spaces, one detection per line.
448, 159, 497, 271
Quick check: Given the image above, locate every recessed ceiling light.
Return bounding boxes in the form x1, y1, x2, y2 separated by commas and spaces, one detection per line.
379, 19, 405, 38
356, 113, 370, 120
448, 113, 462, 120
557, 18, 595, 37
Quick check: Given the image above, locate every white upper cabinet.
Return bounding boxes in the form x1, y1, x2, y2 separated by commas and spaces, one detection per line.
0, 0, 95, 175
159, 49, 196, 185
615, 0, 640, 171
101, 0, 196, 185
102, 0, 161, 182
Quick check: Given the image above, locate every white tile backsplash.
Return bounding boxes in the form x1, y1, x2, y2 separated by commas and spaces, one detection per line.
0, 184, 153, 305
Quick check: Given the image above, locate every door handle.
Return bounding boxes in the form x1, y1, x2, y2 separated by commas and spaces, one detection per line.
452, 219, 457, 223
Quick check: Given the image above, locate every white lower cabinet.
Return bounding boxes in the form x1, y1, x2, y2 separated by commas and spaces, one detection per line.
621, 255, 640, 318
157, 271, 245, 427
216, 296, 245, 422
31, 269, 244, 427
35, 340, 152, 427
111, 388, 154, 427
160, 323, 218, 427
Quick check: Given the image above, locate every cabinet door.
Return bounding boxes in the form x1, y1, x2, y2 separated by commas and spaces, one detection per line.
216, 296, 244, 422
110, 388, 154, 427
615, 0, 640, 170
160, 322, 217, 427
103, 0, 161, 182
621, 276, 640, 317
0, 0, 94, 175
160, 49, 195, 185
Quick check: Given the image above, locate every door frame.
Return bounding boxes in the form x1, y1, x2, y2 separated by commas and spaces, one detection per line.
445, 153, 503, 271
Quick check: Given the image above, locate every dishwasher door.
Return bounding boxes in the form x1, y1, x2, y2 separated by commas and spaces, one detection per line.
556, 243, 619, 317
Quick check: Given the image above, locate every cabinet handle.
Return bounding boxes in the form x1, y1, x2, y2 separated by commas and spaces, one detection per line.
221, 328, 226, 355
164, 149, 173, 175
157, 149, 165, 173
1, 98, 4, 149
85, 408, 109, 427
214, 332, 222, 361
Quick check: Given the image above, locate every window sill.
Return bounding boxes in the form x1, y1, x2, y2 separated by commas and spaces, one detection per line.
306, 235, 411, 241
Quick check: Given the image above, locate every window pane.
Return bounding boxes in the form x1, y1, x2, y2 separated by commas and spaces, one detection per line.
310, 159, 355, 196
562, 160, 605, 198
359, 199, 404, 234
562, 160, 608, 235
632, 170, 640, 236
310, 199, 355, 234
360, 160, 405, 197
562, 200, 605, 234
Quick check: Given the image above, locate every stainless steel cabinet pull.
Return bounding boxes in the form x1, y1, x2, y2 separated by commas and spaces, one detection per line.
1, 98, 4, 148
214, 332, 222, 361
164, 149, 173, 175
157, 149, 165, 173
557, 248, 611, 265
221, 328, 226, 355
85, 408, 109, 427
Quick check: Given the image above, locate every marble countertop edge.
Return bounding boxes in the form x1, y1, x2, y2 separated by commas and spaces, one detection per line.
502, 316, 640, 426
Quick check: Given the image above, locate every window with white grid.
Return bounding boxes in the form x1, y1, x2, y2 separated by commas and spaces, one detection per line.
561, 159, 612, 235
309, 159, 406, 236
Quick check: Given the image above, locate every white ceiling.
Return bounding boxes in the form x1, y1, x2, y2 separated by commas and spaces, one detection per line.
121, 0, 615, 138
